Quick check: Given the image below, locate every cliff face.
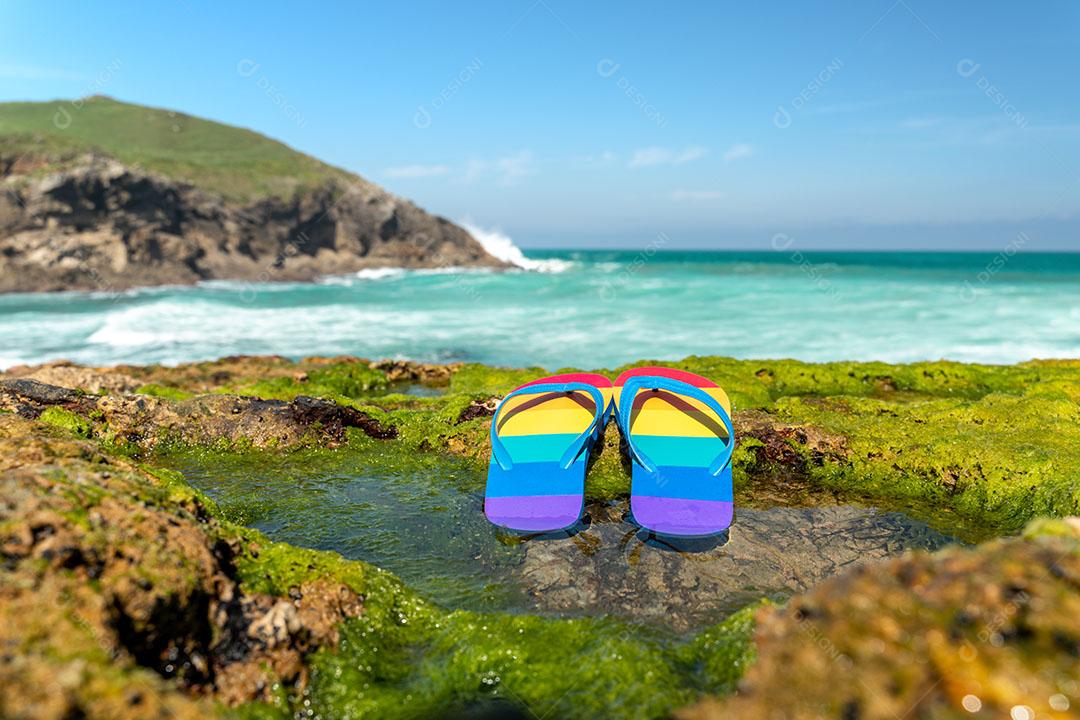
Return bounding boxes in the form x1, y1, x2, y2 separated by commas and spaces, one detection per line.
0, 154, 505, 293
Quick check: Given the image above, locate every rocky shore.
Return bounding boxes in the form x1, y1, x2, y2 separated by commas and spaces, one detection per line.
1, 355, 1078, 719
0, 97, 507, 293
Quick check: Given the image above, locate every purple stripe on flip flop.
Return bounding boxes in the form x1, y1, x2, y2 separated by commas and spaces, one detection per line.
630, 496, 733, 536
485, 494, 583, 532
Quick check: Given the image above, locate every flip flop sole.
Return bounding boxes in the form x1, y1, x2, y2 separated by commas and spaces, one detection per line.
630, 464, 734, 536
615, 367, 734, 536
484, 373, 612, 532
485, 454, 587, 531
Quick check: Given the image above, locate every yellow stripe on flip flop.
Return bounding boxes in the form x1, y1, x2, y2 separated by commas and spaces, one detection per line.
498, 388, 612, 437
616, 387, 731, 438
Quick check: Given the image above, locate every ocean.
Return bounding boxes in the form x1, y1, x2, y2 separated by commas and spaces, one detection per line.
2, 248, 1079, 369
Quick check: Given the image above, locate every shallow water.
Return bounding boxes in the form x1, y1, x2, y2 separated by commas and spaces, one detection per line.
4, 250, 1080, 369
160, 447, 982, 632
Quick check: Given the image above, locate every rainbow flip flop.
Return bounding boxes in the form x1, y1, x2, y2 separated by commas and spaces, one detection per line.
484, 373, 613, 532
613, 367, 735, 537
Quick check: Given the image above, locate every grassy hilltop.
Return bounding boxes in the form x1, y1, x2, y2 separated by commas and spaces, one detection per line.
0, 96, 355, 201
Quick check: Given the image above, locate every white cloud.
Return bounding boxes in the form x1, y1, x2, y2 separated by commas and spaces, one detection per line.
494, 150, 534, 185
723, 143, 755, 162
460, 151, 535, 186
628, 145, 707, 168
671, 189, 727, 201
384, 164, 451, 179
574, 151, 617, 166
629, 147, 670, 167
460, 158, 488, 184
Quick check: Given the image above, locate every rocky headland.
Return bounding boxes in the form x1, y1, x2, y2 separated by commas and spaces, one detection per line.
0, 98, 506, 293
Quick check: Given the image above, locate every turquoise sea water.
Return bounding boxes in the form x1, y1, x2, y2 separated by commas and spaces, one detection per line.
2, 250, 1079, 369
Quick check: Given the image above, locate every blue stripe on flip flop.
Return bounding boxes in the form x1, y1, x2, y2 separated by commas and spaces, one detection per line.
631, 464, 733, 502
486, 459, 587, 497
632, 435, 728, 468
500, 434, 581, 464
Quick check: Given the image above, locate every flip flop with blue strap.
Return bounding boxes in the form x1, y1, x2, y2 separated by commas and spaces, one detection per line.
484, 373, 613, 532
613, 367, 735, 537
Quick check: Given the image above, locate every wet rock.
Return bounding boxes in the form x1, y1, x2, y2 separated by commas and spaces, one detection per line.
211, 580, 364, 705
3, 360, 141, 394
0, 377, 83, 407
737, 409, 849, 469
368, 358, 461, 385
457, 396, 498, 423
283, 394, 397, 440
520, 502, 953, 632
0, 378, 396, 449
0, 414, 366, 715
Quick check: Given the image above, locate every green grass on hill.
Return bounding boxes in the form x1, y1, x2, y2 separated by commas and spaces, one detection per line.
0, 96, 357, 201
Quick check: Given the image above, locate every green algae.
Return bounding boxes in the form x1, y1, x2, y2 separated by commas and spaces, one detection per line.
449, 364, 552, 396
136, 383, 194, 401
676, 601, 764, 695
223, 363, 388, 401
416, 357, 1080, 529
138, 353, 1080, 537
9, 354, 1080, 719
774, 392, 1080, 531
1021, 515, 1080, 540
310, 614, 670, 719
297, 596, 763, 720
38, 406, 93, 438
19, 354, 1080, 719
641, 356, 1080, 409
138, 463, 226, 520
199, 473, 766, 720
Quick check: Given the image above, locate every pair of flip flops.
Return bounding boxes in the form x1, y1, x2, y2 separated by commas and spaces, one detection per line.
484, 367, 734, 537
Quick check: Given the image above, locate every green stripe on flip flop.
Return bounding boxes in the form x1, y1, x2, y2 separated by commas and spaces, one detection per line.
632, 435, 728, 468
500, 434, 582, 464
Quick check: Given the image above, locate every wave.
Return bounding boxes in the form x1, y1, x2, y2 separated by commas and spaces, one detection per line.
352, 268, 409, 281
0, 355, 27, 371
459, 219, 574, 273
317, 266, 500, 286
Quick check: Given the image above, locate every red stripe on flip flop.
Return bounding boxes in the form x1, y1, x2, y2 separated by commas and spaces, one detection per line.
614, 366, 716, 388
519, 372, 613, 390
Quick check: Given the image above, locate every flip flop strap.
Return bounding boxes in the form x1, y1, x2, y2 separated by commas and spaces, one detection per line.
490, 382, 607, 472
617, 375, 735, 476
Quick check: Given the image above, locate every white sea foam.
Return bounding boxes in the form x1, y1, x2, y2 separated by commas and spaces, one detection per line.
459, 219, 575, 273
353, 268, 409, 281
0, 356, 27, 371
3, 254, 1077, 369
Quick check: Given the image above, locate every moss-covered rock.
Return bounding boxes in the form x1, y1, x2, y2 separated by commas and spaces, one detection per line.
0, 412, 382, 707
0, 412, 763, 720
38, 405, 93, 437
677, 518, 1080, 720
8, 353, 1080, 531
0, 378, 396, 452
3, 354, 1080, 719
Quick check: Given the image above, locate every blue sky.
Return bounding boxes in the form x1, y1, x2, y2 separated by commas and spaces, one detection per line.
2, 1, 1078, 249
